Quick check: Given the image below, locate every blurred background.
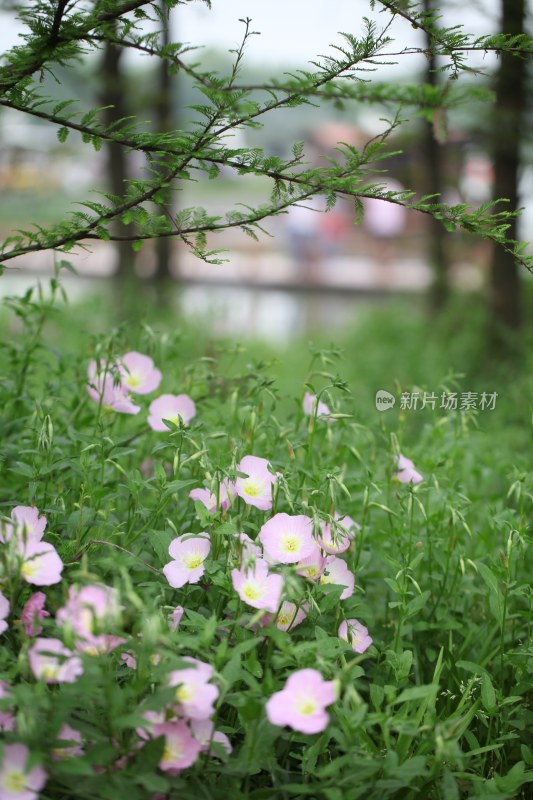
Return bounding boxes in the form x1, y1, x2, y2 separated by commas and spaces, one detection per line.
0, 0, 531, 349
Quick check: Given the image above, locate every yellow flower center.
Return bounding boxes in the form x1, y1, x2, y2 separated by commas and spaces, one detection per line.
277, 612, 290, 626
242, 582, 261, 601
242, 479, 260, 497
79, 609, 95, 633
4, 771, 26, 793
281, 535, 299, 553
184, 553, 203, 570
124, 372, 141, 388
305, 566, 318, 577
296, 696, 317, 716
320, 574, 331, 586
176, 684, 194, 702
42, 664, 59, 680
162, 740, 184, 765
21, 560, 38, 579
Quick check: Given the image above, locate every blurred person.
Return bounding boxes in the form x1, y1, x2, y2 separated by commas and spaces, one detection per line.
284, 124, 362, 283
319, 198, 352, 257
284, 196, 326, 284
459, 152, 494, 206
459, 152, 494, 270
362, 178, 407, 288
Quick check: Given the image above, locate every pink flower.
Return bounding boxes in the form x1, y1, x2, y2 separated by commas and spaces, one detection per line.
303, 392, 335, 420
118, 351, 162, 394
266, 669, 337, 734
2, 506, 63, 586
136, 709, 166, 741
319, 557, 355, 600
319, 513, 360, 555
0, 592, 9, 635
234, 456, 278, 511
121, 651, 137, 669
190, 719, 232, 757
296, 548, 326, 580
1, 505, 47, 543
153, 721, 202, 773
28, 638, 83, 683
148, 394, 196, 431
86, 634, 126, 657
56, 584, 121, 654
231, 559, 283, 613
17, 539, 63, 586
189, 480, 236, 514
395, 454, 423, 485
169, 605, 184, 632
0, 743, 47, 800
87, 360, 140, 415
163, 534, 210, 588
20, 592, 49, 636
52, 724, 84, 760
168, 658, 219, 720
273, 601, 308, 632
0, 681, 15, 733
259, 513, 316, 564
338, 619, 373, 653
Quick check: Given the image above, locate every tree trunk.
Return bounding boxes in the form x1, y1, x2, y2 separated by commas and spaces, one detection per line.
423, 0, 450, 311
100, 36, 137, 284
489, 0, 526, 339
153, 0, 174, 287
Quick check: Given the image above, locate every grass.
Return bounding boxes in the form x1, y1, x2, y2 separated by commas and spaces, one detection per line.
0, 275, 532, 799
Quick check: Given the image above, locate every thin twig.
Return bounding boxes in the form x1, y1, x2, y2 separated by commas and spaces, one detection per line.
69, 539, 163, 575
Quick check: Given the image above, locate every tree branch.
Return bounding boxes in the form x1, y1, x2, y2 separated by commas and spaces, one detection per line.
0, 0, 155, 95
48, 0, 70, 47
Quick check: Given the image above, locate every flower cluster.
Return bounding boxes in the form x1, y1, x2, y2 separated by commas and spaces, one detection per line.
162, 453, 374, 736
86, 351, 196, 430
137, 657, 228, 773
0, 350, 392, 798
0, 500, 137, 798
188, 455, 278, 515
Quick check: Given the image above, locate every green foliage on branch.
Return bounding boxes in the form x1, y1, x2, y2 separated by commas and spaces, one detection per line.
0, 0, 532, 271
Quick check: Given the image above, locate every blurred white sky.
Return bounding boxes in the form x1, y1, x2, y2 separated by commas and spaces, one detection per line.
174, 0, 500, 71
0, 0, 511, 78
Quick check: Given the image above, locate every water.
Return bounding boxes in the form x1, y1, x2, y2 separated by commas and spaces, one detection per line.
0, 231, 441, 342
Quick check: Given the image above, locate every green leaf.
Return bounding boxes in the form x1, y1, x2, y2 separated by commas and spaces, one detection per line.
477, 562, 503, 626
393, 684, 439, 705
440, 768, 460, 800
481, 673, 497, 715
231, 719, 278, 776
